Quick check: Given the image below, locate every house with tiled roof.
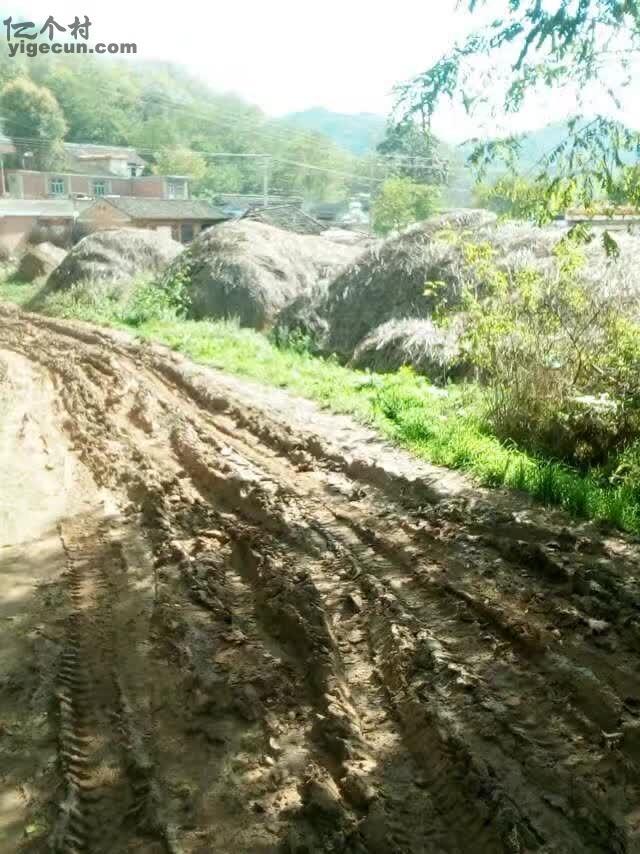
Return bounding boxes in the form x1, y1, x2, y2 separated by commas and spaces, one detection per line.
241, 204, 327, 235
78, 196, 229, 243
0, 134, 209, 250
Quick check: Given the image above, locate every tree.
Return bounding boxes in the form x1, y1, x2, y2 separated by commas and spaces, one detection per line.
197, 163, 245, 196
396, 1, 640, 224
268, 132, 353, 201
377, 119, 449, 185
607, 163, 640, 207
371, 177, 439, 235
0, 77, 67, 170
474, 175, 576, 219
154, 146, 207, 181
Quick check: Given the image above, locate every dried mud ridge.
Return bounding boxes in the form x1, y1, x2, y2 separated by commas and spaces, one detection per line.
2, 304, 640, 853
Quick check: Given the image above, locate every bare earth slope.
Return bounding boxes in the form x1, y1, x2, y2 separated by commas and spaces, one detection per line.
1, 304, 640, 854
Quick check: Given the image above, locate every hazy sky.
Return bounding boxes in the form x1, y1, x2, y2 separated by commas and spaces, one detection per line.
18, 1, 640, 141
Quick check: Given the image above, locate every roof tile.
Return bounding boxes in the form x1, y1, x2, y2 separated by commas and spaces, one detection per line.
83, 197, 229, 221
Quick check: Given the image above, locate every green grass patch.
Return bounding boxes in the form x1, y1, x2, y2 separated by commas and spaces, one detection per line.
0, 281, 39, 306
2, 278, 639, 536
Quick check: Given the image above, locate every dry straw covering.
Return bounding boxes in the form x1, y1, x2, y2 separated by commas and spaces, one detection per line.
46, 228, 182, 293
275, 209, 640, 378
16, 242, 67, 282
162, 219, 365, 329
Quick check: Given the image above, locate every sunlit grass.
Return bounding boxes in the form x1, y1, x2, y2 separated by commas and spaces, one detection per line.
2, 278, 639, 535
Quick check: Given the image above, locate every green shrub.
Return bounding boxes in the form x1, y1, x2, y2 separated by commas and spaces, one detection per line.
456, 234, 640, 466
24, 276, 190, 327
268, 325, 316, 355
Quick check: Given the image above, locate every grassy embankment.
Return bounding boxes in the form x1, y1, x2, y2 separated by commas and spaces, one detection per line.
2, 278, 638, 535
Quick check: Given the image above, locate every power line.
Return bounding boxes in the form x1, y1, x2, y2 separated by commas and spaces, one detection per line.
0, 87, 440, 170
0, 84, 444, 191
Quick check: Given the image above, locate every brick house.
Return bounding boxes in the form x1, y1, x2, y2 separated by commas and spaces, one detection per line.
0, 140, 161, 198
3, 169, 190, 203
0, 138, 209, 252
77, 197, 229, 243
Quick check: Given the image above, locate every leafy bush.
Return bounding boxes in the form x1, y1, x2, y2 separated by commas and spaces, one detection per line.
455, 234, 640, 465
268, 324, 316, 355
473, 175, 576, 222
372, 177, 440, 235
26, 276, 189, 327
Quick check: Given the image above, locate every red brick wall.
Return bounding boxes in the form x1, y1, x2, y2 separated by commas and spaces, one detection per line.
18, 172, 47, 198
0, 216, 38, 252
110, 178, 134, 195
68, 175, 91, 195
131, 178, 166, 198
3, 171, 179, 200
79, 201, 131, 230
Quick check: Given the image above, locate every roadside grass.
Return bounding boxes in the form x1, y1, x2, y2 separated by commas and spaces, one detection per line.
2, 277, 639, 536
0, 281, 39, 307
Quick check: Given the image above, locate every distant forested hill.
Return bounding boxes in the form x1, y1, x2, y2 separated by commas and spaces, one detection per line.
281, 107, 386, 155
458, 120, 639, 174
0, 55, 362, 200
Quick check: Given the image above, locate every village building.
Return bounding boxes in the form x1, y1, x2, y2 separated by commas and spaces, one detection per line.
77, 196, 228, 243
241, 204, 327, 235
0, 199, 81, 254
564, 206, 640, 231
0, 137, 220, 252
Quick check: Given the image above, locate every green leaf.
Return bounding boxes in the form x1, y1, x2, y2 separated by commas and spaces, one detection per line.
602, 229, 620, 259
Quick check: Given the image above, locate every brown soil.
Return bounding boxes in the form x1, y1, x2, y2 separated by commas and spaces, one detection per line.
1, 303, 640, 854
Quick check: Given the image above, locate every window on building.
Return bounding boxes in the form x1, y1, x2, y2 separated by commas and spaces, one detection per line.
50, 177, 65, 196
92, 180, 106, 197
128, 163, 138, 177
167, 180, 186, 200
180, 223, 194, 243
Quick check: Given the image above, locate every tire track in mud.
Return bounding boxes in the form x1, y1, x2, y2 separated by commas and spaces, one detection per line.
55, 516, 171, 854
167, 412, 634, 851
169, 424, 555, 852
3, 306, 640, 852
55, 516, 130, 854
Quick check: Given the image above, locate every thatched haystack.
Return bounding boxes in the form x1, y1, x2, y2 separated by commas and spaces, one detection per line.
161, 220, 364, 329
16, 242, 67, 282
417, 208, 498, 234
274, 211, 640, 379
349, 317, 466, 380
45, 228, 182, 293
273, 284, 332, 352
273, 208, 496, 357
28, 222, 72, 249
316, 209, 498, 359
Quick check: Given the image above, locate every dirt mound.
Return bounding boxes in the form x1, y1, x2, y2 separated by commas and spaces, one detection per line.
16, 242, 67, 282
162, 219, 364, 329
2, 306, 640, 852
45, 228, 182, 293
349, 316, 466, 379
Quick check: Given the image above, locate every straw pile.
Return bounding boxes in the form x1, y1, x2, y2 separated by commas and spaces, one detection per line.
16, 242, 67, 282
161, 219, 365, 329
46, 228, 182, 293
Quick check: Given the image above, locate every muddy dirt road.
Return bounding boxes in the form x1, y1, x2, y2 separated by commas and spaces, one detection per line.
1, 303, 640, 853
